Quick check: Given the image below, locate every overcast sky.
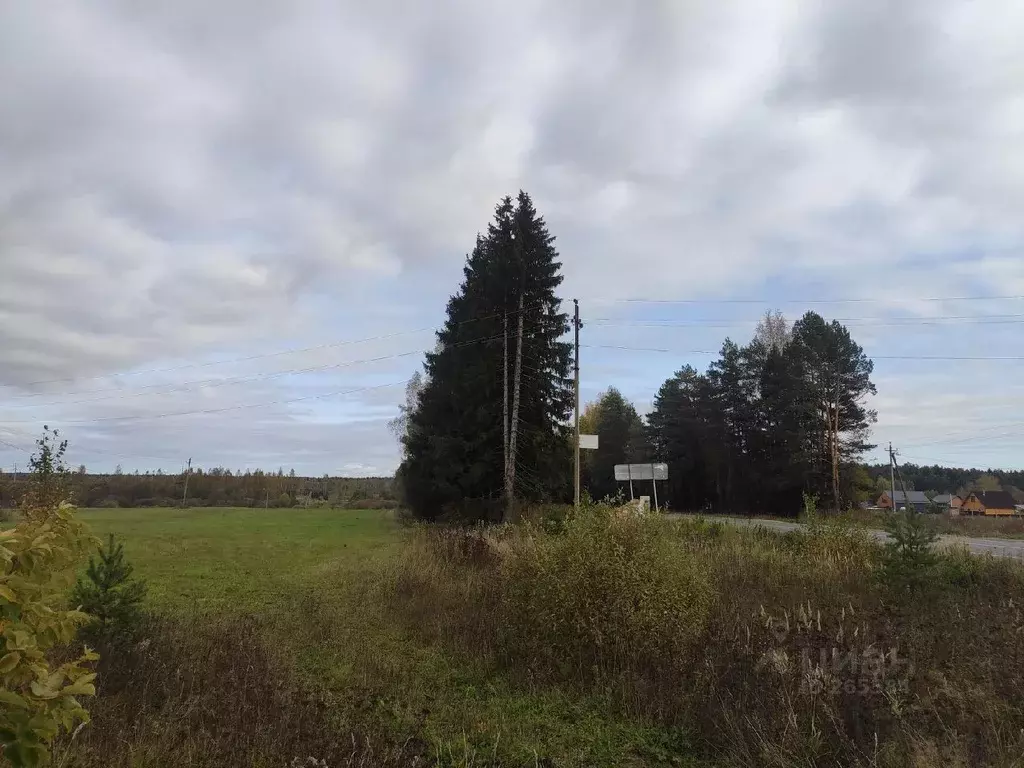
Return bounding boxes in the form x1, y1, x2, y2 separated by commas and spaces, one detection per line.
2, 1, 1023, 476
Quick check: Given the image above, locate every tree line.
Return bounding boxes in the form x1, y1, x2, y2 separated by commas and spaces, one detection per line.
0, 467, 396, 509
582, 310, 877, 515
395, 192, 879, 520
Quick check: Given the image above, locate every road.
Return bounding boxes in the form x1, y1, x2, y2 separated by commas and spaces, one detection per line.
671, 514, 1024, 561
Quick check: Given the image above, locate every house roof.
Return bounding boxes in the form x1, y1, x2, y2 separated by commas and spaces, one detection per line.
889, 490, 929, 504
972, 491, 1017, 509
932, 494, 952, 504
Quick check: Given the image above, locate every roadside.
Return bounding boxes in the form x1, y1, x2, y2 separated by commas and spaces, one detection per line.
670, 513, 1024, 560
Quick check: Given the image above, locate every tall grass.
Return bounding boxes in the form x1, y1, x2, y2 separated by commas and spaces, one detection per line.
389, 507, 1024, 767
54, 616, 416, 767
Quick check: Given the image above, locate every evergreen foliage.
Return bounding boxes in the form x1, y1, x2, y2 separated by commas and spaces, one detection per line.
880, 512, 940, 593
579, 388, 647, 502
645, 311, 876, 514
71, 534, 147, 648
400, 192, 573, 520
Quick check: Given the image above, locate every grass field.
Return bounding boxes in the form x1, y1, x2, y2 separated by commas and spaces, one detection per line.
79, 506, 401, 613
68, 507, 694, 767
59, 506, 1024, 767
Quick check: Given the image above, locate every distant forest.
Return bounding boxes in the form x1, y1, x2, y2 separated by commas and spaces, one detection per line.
864, 463, 1024, 502
0, 467, 397, 509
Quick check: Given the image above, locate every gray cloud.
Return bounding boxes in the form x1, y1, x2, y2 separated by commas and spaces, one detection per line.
2, 0, 1023, 473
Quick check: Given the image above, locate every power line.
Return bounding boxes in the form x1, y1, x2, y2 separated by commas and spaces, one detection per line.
3, 316, 558, 412
0, 381, 408, 426
581, 343, 1024, 362
607, 294, 1024, 305
581, 344, 716, 354
3, 349, 425, 409
590, 314, 1024, 329
0, 331, 517, 426
0, 300, 552, 392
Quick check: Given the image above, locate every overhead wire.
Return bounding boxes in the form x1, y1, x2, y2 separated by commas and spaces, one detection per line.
0, 298, 553, 393
0, 331, 517, 425
606, 293, 1024, 305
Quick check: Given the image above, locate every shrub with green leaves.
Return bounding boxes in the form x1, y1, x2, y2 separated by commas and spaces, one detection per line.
71, 534, 147, 649
0, 428, 98, 767
496, 507, 713, 701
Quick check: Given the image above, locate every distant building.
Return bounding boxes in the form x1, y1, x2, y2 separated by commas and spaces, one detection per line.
961, 491, 1017, 517
876, 490, 929, 513
931, 494, 962, 512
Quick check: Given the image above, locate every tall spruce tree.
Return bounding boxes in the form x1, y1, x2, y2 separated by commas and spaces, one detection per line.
400, 192, 573, 521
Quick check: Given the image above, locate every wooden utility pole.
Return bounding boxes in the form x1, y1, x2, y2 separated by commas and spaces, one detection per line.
181, 457, 192, 507
573, 299, 581, 508
890, 444, 913, 514
831, 370, 841, 511
888, 442, 896, 510
507, 292, 524, 518
503, 311, 510, 500
506, 225, 525, 520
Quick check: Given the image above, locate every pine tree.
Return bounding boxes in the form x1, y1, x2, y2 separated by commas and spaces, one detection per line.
71, 534, 147, 647
400, 192, 572, 520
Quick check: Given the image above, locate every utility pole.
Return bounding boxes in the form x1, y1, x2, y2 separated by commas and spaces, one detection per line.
506, 227, 525, 520
892, 448, 913, 515
831, 371, 841, 511
888, 442, 896, 511
181, 457, 192, 508
503, 311, 510, 502
573, 299, 581, 509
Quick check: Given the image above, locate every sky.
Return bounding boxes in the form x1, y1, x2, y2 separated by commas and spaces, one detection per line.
1, 0, 1023, 476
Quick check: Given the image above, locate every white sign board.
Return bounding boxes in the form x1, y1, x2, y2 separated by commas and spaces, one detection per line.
579, 434, 599, 450
614, 463, 668, 481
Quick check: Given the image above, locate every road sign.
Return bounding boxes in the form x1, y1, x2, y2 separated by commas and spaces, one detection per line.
579, 434, 599, 450
614, 463, 668, 481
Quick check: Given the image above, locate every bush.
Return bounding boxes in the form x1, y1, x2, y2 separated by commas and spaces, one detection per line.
500, 509, 713, 707
392, 506, 714, 718
0, 428, 98, 767
388, 505, 1024, 766
95, 499, 119, 509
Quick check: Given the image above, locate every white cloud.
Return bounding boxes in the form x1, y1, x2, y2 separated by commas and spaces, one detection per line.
2, 0, 1023, 474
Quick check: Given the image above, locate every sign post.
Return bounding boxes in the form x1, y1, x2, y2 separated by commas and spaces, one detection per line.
614, 463, 667, 509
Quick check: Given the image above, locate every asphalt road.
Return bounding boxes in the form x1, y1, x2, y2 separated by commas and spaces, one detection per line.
672, 514, 1024, 561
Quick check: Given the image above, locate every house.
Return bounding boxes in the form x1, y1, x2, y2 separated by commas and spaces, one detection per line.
876, 490, 929, 512
961, 491, 1017, 516
931, 494, 962, 512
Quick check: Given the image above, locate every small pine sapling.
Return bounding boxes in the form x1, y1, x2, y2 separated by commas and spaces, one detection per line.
71, 534, 147, 649
880, 512, 939, 593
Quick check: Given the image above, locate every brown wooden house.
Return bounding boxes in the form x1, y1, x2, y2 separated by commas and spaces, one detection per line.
960, 490, 1017, 516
